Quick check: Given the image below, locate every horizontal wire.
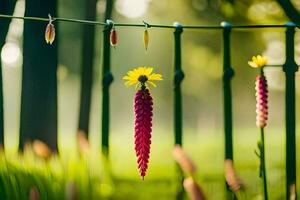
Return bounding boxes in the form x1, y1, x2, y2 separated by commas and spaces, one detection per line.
0, 14, 299, 30
1, 14, 298, 68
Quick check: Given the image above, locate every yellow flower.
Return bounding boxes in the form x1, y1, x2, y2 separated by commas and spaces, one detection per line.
123, 67, 162, 88
248, 55, 268, 68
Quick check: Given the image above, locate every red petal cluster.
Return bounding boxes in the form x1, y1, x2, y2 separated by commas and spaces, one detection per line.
255, 74, 268, 128
134, 89, 153, 179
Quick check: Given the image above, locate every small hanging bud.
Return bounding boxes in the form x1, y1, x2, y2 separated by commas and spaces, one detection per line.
45, 14, 55, 45
143, 29, 149, 50
143, 21, 149, 50
110, 28, 117, 47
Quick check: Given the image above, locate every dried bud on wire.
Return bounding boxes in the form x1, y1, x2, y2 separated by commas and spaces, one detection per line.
45, 14, 55, 45
143, 29, 149, 50
110, 27, 117, 47
183, 177, 206, 200
173, 144, 197, 175
143, 22, 149, 50
255, 74, 268, 128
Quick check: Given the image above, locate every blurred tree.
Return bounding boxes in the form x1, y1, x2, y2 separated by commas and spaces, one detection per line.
78, 0, 114, 139
20, 0, 58, 151
0, 0, 17, 149
78, 0, 97, 138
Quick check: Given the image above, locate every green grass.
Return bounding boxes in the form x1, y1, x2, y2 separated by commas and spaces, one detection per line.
1, 127, 299, 199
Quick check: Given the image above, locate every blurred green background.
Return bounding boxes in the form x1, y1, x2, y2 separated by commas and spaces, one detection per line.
1, 0, 300, 199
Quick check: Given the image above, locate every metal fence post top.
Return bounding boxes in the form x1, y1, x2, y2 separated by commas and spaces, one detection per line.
285, 21, 296, 27
105, 19, 114, 30
283, 22, 298, 73
173, 22, 183, 33
220, 21, 232, 29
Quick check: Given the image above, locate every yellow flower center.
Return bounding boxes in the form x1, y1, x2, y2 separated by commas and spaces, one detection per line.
138, 75, 148, 83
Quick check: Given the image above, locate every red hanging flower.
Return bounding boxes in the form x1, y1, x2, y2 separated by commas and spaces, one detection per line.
134, 89, 153, 178
45, 16, 55, 45
123, 67, 162, 179
110, 28, 117, 47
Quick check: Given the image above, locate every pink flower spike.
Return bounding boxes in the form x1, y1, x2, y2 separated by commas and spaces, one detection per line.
134, 89, 153, 179
255, 74, 268, 128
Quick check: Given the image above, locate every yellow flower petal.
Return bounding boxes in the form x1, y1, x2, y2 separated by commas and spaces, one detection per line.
248, 61, 258, 68
123, 76, 131, 80
145, 67, 153, 76
147, 81, 157, 87
248, 55, 268, 68
149, 73, 163, 81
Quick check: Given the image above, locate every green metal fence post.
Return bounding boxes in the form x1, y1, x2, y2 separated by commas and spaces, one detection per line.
101, 20, 114, 157
221, 22, 236, 199
173, 22, 185, 200
283, 22, 298, 200
174, 22, 184, 146
221, 22, 234, 161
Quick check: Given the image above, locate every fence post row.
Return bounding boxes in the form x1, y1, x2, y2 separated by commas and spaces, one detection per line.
221, 22, 234, 161
283, 22, 298, 200
101, 21, 114, 157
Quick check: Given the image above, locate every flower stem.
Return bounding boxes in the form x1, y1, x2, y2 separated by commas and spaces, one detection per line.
260, 127, 268, 200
